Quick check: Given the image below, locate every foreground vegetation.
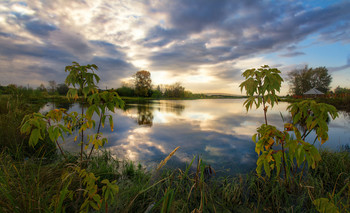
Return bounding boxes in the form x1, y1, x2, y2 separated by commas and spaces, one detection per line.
1, 148, 349, 212
1, 63, 350, 212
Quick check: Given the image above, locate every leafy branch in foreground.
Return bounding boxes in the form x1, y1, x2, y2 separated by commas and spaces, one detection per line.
20, 62, 124, 212
241, 65, 338, 189
239, 65, 283, 125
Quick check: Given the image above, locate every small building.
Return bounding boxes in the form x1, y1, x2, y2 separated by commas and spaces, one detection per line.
304, 88, 324, 98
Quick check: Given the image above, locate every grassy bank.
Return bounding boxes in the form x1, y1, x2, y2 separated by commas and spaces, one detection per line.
0, 148, 349, 212
0, 92, 73, 158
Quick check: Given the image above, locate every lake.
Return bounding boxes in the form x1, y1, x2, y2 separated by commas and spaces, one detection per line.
41, 99, 350, 176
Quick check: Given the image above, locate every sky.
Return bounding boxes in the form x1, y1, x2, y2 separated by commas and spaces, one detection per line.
0, 0, 350, 95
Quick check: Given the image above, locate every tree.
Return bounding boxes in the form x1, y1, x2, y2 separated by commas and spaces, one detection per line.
48, 80, 57, 94
116, 86, 135, 97
334, 86, 350, 94
21, 62, 123, 211
241, 65, 338, 188
37, 83, 47, 92
134, 70, 152, 97
164, 82, 185, 98
288, 66, 332, 95
56, 83, 69, 95
239, 65, 283, 125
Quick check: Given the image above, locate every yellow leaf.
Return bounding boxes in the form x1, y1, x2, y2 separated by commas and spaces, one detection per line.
74, 136, 77, 142
284, 123, 293, 131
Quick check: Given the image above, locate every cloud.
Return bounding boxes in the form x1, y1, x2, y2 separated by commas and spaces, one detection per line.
0, 0, 349, 93
141, 0, 350, 84
25, 20, 58, 36
329, 56, 350, 72
280, 51, 306, 57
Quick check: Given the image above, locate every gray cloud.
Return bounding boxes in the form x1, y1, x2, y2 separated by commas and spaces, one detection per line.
329, 56, 350, 72
0, 0, 349, 90
0, 37, 74, 62
25, 20, 58, 36
280, 52, 306, 57
143, 0, 350, 81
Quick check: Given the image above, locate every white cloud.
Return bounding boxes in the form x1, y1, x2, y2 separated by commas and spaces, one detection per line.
0, 0, 349, 94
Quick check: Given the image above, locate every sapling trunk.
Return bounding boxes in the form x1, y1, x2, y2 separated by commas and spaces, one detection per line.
88, 111, 104, 160
80, 96, 84, 162
55, 140, 67, 160
261, 96, 268, 125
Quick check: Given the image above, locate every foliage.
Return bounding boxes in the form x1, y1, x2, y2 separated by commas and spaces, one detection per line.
241, 65, 338, 191
65, 61, 100, 99
50, 165, 119, 212
287, 100, 338, 144
56, 83, 69, 95
18, 62, 124, 212
151, 89, 162, 98
0, 90, 55, 158
37, 83, 47, 92
288, 66, 332, 95
1, 144, 349, 212
163, 82, 186, 98
134, 70, 152, 97
48, 80, 57, 94
334, 86, 350, 94
116, 85, 135, 97
239, 65, 283, 124
21, 62, 124, 161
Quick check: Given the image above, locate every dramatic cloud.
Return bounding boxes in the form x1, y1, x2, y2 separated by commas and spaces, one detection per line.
0, 0, 349, 94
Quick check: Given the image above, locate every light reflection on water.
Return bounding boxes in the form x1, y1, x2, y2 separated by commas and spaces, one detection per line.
44, 99, 350, 176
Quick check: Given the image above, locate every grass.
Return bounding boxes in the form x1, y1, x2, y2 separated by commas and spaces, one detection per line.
0, 94, 59, 159
0, 149, 349, 212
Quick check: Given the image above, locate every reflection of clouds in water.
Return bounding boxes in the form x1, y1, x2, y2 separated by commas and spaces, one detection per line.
205, 145, 230, 156
146, 120, 257, 175
46, 99, 350, 176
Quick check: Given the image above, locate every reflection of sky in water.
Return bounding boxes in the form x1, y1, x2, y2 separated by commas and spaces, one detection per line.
51, 99, 350, 176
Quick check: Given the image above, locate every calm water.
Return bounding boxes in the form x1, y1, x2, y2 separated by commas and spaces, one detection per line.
41, 99, 350, 176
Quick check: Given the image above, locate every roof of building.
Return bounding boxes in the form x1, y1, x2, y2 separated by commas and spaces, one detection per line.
304, 88, 324, 95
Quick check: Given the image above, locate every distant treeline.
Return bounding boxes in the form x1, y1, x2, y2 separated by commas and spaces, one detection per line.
116, 83, 207, 99
116, 70, 208, 99
0, 82, 69, 96
0, 81, 209, 99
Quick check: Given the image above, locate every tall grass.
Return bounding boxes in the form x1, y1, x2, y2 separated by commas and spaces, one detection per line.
0, 152, 63, 212
0, 148, 349, 212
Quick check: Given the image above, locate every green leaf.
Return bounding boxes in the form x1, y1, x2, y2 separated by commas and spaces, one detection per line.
313, 198, 339, 213
89, 201, 100, 210
86, 105, 95, 119
252, 134, 257, 143
263, 159, 271, 177
256, 156, 263, 177
29, 128, 41, 147
273, 151, 282, 175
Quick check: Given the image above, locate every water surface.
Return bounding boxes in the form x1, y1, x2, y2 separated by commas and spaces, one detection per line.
43, 99, 350, 176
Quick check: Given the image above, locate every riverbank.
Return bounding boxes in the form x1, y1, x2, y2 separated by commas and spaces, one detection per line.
0, 148, 349, 212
